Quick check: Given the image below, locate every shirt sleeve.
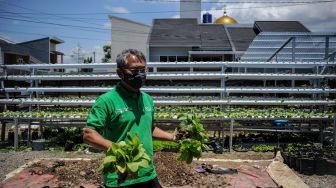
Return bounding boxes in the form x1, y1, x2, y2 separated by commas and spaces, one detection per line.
86, 96, 109, 133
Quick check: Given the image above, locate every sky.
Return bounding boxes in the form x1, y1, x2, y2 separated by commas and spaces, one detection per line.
0, 0, 335, 64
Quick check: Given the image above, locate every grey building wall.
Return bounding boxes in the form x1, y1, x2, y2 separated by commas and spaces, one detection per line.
50, 43, 56, 51
0, 47, 2, 65
110, 16, 150, 63
19, 38, 50, 63
149, 47, 191, 61
180, 0, 201, 23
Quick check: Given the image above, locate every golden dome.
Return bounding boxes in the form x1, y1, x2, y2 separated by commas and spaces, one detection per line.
215, 15, 237, 24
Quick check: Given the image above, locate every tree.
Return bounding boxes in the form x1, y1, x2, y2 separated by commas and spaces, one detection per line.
84, 57, 93, 64
101, 44, 111, 63
82, 57, 93, 72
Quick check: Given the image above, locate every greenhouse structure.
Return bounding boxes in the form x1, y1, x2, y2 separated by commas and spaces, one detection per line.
1, 47, 336, 150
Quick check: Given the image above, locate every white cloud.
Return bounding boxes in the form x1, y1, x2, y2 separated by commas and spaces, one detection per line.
104, 5, 129, 13
12, 21, 20, 25
0, 33, 16, 43
205, 2, 336, 31
63, 45, 86, 64
63, 44, 107, 64
172, 14, 180, 19
103, 21, 111, 29
63, 55, 72, 64
91, 45, 104, 63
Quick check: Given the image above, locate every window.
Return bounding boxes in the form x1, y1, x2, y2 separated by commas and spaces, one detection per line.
168, 56, 176, 62
160, 56, 167, 62
211, 56, 222, 61
177, 56, 188, 62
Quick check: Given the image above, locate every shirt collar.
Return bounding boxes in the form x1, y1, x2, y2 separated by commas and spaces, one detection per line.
115, 82, 141, 99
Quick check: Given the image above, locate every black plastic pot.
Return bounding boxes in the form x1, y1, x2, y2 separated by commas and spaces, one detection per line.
295, 158, 301, 171
299, 158, 315, 175
326, 160, 336, 175
315, 158, 327, 175
0, 142, 9, 149
289, 156, 297, 169
211, 142, 223, 154
8, 131, 14, 145
64, 141, 74, 151
32, 131, 39, 140
281, 151, 289, 164
32, 139, 47, 151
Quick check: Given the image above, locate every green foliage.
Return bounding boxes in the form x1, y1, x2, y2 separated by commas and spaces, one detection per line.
0, 106, 334, 120
73, 143, 89, 151
285, 143, 335, 159
324, 146, 336, 160
251, 144, 275, 152
233, 145, 250, 152
152, 140, 179, 151
98, 133, 151, 183
176, 113, 209, 164
178, 139, 202, 164
101, 44, 111, 63
48, 128, 83, 150
83, 57, 93, 64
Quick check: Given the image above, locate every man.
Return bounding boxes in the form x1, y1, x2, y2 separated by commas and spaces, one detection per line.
83, 49, 175, 188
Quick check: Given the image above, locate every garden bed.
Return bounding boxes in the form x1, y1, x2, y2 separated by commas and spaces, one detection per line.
1, 151, 277, 188
1, 150, 335, 187
281, 144, 336, 175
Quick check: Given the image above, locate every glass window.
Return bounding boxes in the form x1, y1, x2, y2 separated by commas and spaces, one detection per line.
211, 56, 222, 61
168, 56, 176, 62
160, 56, 168, 62
177, 56, 188, 62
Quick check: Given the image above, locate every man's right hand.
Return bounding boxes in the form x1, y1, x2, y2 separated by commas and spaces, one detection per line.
83, 128, 112, 151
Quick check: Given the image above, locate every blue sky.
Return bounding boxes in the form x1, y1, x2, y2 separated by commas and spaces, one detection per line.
1, 0, 335, 63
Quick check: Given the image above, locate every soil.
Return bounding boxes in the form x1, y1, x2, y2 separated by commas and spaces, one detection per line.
1, 150, 335, 188
1, 151, 277, 188
155, 152, 234, 188
29, 159, 105, 187
155, 151, 277, 188
296, 172, 336, 188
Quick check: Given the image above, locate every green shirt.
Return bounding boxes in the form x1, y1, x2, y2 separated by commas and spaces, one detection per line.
86, 83, 157, 187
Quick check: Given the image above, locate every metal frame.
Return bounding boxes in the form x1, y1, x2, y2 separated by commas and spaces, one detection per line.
2, 86, 336, 94
2, 61, 336, 69
1, 98, 335, 106
2, 73, 335, 81
1, 60, 336, 149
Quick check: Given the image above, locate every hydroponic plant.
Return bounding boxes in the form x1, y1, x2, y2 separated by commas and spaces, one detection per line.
176, 113, 209, 164
98, 133, 151, 183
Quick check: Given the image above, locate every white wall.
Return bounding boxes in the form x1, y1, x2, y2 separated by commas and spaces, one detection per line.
180, 0, 201, 23
49, 43, 56, 52
149, 47, 192, 61
110, 16, 150, 63
0, 47, 3, 65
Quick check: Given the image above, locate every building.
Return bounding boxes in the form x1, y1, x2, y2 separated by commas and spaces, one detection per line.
109, 11, 331, 64
180, 0, 201, 23
147, 18, 316, 62
0, 36, 64, 65
109, 16, 150, 62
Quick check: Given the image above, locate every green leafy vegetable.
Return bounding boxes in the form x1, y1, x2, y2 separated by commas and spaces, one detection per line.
251, 144, 275, 152
176, 113, 209, 164
98, 133, 151, 183
178, 139, 202, 164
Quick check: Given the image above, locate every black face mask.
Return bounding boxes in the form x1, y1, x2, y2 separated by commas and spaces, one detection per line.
123, 72, 146, 89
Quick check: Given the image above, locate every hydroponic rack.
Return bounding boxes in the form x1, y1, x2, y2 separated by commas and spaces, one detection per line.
1, 61, 335, 150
